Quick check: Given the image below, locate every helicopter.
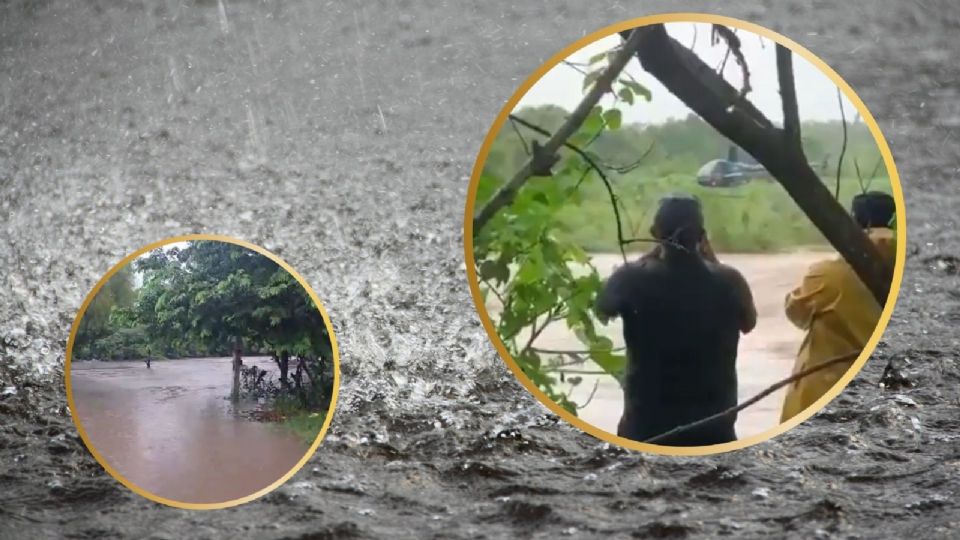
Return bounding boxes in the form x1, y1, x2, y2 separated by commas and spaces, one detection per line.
696, 145, 829, 188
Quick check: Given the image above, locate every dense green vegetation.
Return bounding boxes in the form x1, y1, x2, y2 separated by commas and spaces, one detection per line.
485, 105, 891, 253
73, 240, 335, 432
273, 395, 328, 443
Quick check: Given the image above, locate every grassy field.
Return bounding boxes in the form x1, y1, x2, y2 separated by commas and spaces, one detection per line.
556, 171, 893, 253
480, 108, 894, 254
273, 395, 327, 444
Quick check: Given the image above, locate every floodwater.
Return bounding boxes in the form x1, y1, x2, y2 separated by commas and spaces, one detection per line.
488, 250, 834, 441
69, 356, 310, 504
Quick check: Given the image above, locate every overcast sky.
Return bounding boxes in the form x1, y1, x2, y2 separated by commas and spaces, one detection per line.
516, 22, 860, 126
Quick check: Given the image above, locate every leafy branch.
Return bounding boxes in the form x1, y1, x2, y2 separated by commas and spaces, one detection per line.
506, 113, 630, 262
473, 28, 645, 232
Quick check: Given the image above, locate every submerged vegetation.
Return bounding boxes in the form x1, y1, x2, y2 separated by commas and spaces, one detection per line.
73, 240, 335, 436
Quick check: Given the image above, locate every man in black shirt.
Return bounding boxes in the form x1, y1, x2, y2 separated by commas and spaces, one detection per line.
595, 195, 756, 446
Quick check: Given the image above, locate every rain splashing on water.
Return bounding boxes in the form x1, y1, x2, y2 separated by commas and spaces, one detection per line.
217, 0, 230, 35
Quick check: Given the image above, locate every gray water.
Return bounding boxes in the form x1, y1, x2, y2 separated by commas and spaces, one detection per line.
2, 1, 959, 537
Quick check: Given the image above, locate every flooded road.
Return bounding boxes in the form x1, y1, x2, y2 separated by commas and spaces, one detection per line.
70, 356, 310, 504
488, 250, 833, 442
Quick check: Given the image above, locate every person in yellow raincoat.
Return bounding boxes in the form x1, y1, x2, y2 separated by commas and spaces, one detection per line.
780, 191, 897, 422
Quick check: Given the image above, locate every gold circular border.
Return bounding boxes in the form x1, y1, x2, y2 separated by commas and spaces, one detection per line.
462, 13, 908, 456
64, 233, 342, 509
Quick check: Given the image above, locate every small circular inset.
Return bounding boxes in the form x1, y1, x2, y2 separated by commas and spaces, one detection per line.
464, 15, 906, 455
66, 234, 340, 508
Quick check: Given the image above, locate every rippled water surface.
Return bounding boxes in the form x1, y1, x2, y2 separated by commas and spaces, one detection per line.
2, 0, 959, 537
71, 357, 309, 504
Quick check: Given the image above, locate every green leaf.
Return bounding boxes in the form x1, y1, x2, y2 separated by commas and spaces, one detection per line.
617, 87, 634, 105
479, 259, 510, 284
582, 106, 604, 134
602, 109, 622, 130
582, 70, 602, 93
619, 78, 651, 101
590, 350, 626, 380
588, 52, 607, 65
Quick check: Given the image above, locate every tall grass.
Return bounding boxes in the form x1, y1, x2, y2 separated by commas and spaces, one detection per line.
272, 394, 326, 444
556, 170, 893, 253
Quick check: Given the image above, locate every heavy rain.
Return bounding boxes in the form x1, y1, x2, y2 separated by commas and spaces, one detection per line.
2, 0, 960, 538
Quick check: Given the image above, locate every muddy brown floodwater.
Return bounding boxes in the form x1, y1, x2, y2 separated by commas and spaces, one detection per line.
70, 357, 309, 505
490, 250, 832, 442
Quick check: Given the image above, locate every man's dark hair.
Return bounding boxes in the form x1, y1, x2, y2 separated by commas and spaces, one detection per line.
651, 194, 705, 250
851, 191, 896, 229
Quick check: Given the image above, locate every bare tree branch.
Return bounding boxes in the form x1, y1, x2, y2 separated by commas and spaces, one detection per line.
622, 24, 892, 304
606, 142, 656, 174
508, 116, 531, 156
479, 276, 507, 307
866, 156, 884, 190
575, 379, 601, 409
562, 60, 589, 76
711, 25, 751, 99
520, 309, 562, 357
776, 44, 801, 151
473, 29, 645, 232
835, 88, 849, 199
643, 351, 861, 445
533, 347, 626, 355
854, 158, 866, 194
554, 369, 609, 376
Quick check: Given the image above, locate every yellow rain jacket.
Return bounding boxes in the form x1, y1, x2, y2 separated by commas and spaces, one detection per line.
780, 228, 897, 422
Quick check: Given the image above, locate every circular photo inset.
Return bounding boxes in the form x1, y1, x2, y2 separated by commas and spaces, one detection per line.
464, 15, 906, 455
66, 235, 339, 508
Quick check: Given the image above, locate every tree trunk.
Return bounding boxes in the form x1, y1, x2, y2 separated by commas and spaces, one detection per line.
231, 336, 243, 402
279, 350, 289, 387
622, 25, 893, 305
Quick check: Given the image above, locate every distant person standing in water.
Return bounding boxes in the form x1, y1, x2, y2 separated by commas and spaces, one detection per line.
595, 194, 756, 446
780, 191, 897, 421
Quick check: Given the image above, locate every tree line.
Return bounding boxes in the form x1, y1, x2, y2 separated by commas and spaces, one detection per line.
481, 105, 891, 253
73, 240, 334, 415
487, 105, 885, 183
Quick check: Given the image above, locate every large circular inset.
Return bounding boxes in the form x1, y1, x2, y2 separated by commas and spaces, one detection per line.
66, 234, 340, 508
463, 14, 906, 456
